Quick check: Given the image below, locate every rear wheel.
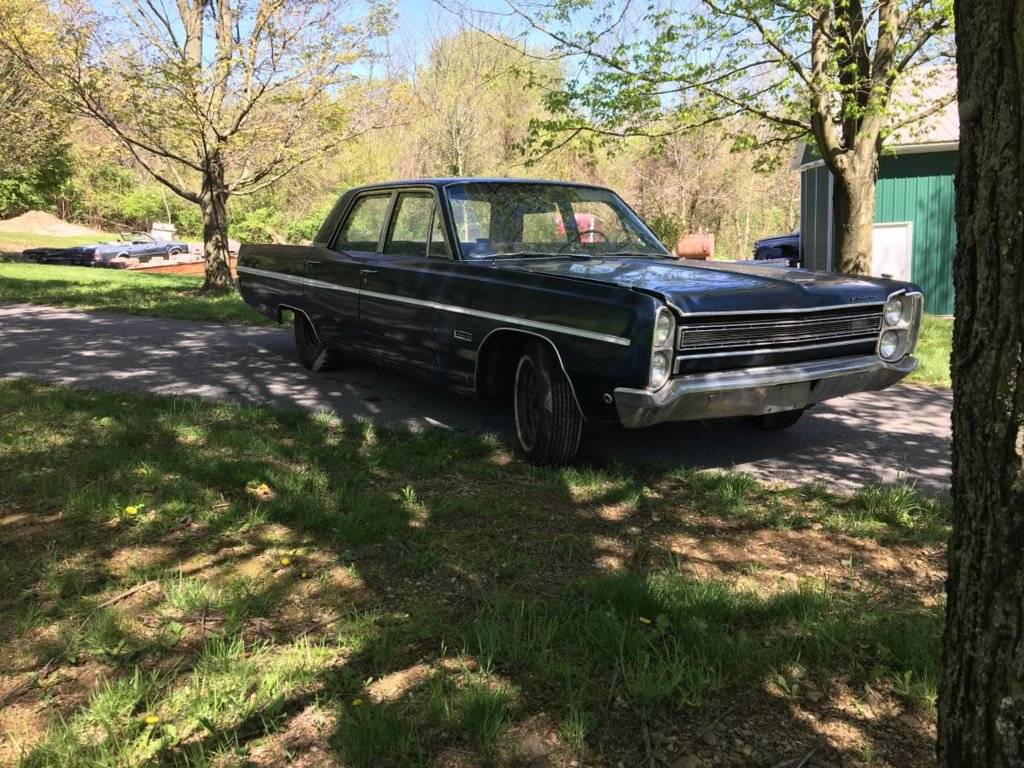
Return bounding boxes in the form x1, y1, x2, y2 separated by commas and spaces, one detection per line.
747, 408, 805, 430
513, 341, 582, 465
293, 312, 343, 372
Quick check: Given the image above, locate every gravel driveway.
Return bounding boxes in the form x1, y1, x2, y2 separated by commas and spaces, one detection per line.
0, 303, 952, 493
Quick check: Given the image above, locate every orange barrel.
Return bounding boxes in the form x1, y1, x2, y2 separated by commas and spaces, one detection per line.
674, 233, 714, 259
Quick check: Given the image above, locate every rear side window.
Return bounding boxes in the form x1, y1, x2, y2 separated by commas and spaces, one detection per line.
430, 209, 451, 259
336, 194, 391, 252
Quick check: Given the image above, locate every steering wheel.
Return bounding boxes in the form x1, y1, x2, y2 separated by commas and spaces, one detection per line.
557, 228, 609, 253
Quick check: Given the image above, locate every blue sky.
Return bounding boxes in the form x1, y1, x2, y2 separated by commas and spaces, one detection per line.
89, 0, 537, 73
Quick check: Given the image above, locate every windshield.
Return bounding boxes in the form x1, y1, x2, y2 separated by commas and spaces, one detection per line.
446, 182, 670, 259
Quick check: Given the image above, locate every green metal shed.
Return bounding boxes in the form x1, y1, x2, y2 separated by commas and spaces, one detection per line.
795, 68, 959, 315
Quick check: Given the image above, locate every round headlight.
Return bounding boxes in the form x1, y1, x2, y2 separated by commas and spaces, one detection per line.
654, 311, 673, 347
879, 330, 901, 360
883, 296, 904, 326
650, 351, 670, 389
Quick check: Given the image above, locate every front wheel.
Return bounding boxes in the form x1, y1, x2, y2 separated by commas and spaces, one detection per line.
294, 312, 343, 372
513, 341, 583, 465
747, 408, 805, 430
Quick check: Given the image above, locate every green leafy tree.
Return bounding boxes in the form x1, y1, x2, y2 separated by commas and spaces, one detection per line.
408, 29, 562, 177
0, 0, 72, 218
1, 0, 391, 290
508, 0, 954, 273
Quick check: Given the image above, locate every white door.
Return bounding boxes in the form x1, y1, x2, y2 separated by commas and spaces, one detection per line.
871, 222, 913, 282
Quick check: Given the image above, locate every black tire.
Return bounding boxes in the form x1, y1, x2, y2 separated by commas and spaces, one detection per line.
294, 312, 343, 372
748, 408, 805, 430
168, 247, 182, 257
513, 341, 583, 465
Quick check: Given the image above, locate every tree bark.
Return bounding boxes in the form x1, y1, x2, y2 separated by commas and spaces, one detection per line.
831, 162, 877, 275
199, 151, 232, 292
938, 0, 1024, 765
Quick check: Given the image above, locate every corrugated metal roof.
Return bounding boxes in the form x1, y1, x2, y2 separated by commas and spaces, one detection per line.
886, 65, 959, 147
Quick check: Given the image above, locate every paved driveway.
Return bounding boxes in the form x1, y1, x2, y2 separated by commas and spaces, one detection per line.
0, 303, 952, 492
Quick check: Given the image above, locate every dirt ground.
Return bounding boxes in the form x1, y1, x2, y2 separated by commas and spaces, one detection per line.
0, 211, 106, 238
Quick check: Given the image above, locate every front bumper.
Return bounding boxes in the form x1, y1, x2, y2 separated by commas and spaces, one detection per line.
614, 354, 917, 429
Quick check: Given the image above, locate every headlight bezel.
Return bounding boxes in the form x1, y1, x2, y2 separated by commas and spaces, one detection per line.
649, 306, 676, 390
877, 289, 923, 361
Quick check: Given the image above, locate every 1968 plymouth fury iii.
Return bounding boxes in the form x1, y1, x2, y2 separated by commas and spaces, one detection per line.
238, 178, 923, 465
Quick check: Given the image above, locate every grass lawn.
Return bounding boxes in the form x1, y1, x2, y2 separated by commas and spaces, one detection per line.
0, 379, 948, 767
0, 232, 118, 255
0, 264, 267, 325
907, 315, 953, 388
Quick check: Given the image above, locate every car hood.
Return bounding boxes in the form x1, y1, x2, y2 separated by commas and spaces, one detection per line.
488, 256, 907, 313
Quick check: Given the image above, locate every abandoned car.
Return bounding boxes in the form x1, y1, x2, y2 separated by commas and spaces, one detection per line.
238, 179, 923, 464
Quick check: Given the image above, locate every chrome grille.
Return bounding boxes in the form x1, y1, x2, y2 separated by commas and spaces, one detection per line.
677, 308, 882, 359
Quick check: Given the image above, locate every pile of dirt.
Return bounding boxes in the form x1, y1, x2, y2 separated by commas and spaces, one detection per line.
0, 210, 106, 237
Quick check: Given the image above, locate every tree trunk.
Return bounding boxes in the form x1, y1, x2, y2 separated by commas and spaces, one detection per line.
831, 164, 877, 275
938, 0, 1024, 765
199, 152, 232, 293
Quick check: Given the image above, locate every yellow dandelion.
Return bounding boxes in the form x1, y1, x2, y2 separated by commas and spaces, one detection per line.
123, 505, 140, 517
638, 616, 652, 625
144, 715, 160, 725
247, 482, 275, 500
352, 698, 364, 706
280, 557, 291, 567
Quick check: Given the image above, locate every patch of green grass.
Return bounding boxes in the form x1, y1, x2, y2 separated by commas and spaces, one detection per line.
457, 677, 516, 756
21, 635, 332, 767
0, 263, 267, 324
335, 701, 420, 767
473, 571, 943, 714
667, 467, 948, 544
0, 230, 120, 253
908, 314, 952, 387
0, 379, 946, 765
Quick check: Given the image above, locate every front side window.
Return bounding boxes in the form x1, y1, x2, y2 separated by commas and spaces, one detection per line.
446, 182, 668, 259
336, 194, 391, 252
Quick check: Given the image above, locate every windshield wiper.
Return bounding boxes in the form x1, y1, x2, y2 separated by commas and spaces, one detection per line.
484, 251, 593, 260
601, 251, 669, 259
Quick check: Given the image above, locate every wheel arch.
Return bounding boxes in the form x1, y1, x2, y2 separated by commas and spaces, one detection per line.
474, 328, 583, 414
277, 304, 322, 345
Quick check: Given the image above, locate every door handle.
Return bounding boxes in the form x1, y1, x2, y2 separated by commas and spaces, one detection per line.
360, 269, 378, 275
306, 260, 323, 267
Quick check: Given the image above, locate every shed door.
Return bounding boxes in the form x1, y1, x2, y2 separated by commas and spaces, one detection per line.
871, 222, 913, 282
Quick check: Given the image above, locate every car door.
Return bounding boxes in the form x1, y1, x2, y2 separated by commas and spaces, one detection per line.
306, 191, 393, 350
358, 189, 451, 377
135, 234, 162, 259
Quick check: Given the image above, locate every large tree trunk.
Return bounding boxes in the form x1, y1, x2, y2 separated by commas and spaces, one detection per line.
938, 0, 1024, 765
199, 152, 232, 292
831, 163, 877, 275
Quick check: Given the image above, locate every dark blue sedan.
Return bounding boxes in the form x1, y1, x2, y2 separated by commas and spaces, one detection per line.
238, 179, 922, 465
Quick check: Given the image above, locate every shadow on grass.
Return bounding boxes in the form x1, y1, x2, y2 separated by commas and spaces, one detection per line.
0, 379, 944, 767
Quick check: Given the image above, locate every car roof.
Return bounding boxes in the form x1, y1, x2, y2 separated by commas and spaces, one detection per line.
349, 177, 615, 193
756, 232, 800, 245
